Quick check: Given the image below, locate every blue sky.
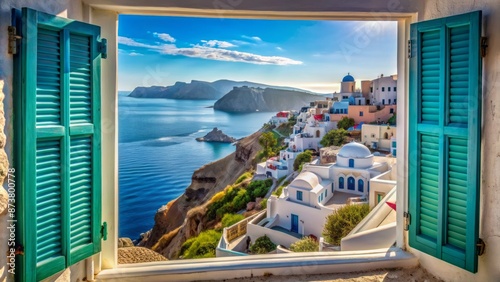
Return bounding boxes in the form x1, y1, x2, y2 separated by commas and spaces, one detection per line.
118, 16, 397, 93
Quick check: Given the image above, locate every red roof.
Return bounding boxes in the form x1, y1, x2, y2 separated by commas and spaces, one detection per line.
313, 114, 323, 121
277, 111, 288, 117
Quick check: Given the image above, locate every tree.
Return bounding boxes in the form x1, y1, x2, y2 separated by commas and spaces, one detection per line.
337, 117, 355, 130
250, 235, 277, 254
322, 204, 370, 245
293, 151, 312, 171
320, 129, 348, 147
290, 236, 319, 252
259, 132, 277, 158
388, 114, 397, 125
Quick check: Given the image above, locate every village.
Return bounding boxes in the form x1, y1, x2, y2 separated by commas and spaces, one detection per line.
215, 73, 399, 256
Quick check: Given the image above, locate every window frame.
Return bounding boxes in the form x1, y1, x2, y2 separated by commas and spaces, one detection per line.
88, 7, 415, 275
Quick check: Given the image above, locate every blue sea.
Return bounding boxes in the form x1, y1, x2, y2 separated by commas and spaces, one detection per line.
118, 91, 273, 239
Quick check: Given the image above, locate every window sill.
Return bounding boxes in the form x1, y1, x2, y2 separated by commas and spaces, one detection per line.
96, 247, 417, 281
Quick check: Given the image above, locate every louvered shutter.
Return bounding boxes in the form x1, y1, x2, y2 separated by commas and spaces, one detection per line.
14, 8, 103, 281
408, 11, 482, 273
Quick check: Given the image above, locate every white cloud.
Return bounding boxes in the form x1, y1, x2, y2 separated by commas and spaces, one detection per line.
276, 47, 283, 51
118, 35, 301, 65
242, 35, 263, 42
200, 40, 237, 48
129, 52, 143, 56
159, 45, 302, 65
153, 32, 176, 43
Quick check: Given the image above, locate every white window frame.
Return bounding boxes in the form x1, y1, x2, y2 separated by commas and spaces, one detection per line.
88, 4, 416, 279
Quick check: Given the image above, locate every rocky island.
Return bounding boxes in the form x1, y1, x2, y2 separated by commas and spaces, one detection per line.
196, 127, 237, 143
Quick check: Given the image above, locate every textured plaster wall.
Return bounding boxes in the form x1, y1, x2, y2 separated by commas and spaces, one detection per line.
408, 1, 500, 281
0, 0, 83, 281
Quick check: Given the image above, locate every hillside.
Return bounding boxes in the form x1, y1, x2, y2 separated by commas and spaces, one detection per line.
214, 87, 322, 112
139, 131, 263, 258
128, 79, 317, 100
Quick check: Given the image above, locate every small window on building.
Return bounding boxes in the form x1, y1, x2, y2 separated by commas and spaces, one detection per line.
371, 134, 376, 138
370, 87, 373, 93
392, 141, 397, 147
382, 99, 385, 105
394, 98, 397, 104
394, 87, 397, 92
359, 111, 363, 117
349, 159, 354, 168
390, 108, 394, 114
388, 87, 391, 91
339, 177, 344, 189
382, 87, 385, 92
325, 189, 327, 198
331, 183, 334, 193
384, 132, 389, 139
388, 99, 391, 104
297, 191, 303, 201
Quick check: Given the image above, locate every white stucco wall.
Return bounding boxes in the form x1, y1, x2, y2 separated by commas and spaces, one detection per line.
371, 75, 397, 105
406, 1, 500, 281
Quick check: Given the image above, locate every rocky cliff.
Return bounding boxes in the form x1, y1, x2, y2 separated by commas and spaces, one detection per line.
128, 79, 318, 100
140, 131, 263, 258
196, 127, 236, 143
214, 87, 322, 112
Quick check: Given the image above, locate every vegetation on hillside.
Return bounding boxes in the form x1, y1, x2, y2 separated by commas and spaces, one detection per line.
337, 116, 355, 130
290, 236, 319, 252
206, 178, 273, 221
320, 128, 349, 147
322, 204, 370, 245
221, 213, 245, 228
293, 151, 313, 171
179, 230, 221, 259
250, 235, 277, 254
259, 132, 278, 159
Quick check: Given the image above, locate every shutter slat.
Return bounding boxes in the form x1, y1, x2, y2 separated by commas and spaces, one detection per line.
419, 134, 439, 240
69, 34, 92, 124
36, 140, 63, 265
420, 30, 441, 123
70, 137, 93, 250
449, 25, 469, 126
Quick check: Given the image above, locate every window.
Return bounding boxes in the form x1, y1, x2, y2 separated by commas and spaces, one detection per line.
349, 159, 354, 167
382, 87, 385, 91
388, 99, 391, 104
359, 111, 364, 116
358, 179, 364, 193
394, 98, 397, 104
339, 177, 344, 189
382, 99, 385, 105
370, 87, 373, 92
388, 87, 391, 91
375, 192, 386, 205
392, 141, 397, 147
390, 108, 394, 114
331, 183, 334, 193
325, 189, 327, 198
347, 177, 355, 190
408, 11, 482, 273
13, 8, 104, 281
394, 87, 397, 92
296, 190, 303, 201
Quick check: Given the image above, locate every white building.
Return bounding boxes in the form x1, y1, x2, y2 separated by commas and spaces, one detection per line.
249, 143, 391, 247
361, 124, 397, 151
370, 74, 398, 106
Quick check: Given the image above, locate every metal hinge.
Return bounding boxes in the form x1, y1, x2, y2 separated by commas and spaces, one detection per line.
403, 211, 411, 231
98, 38, 107, 59
101, 222, 108, 241
477, 238, 485, 256
407, 39, 412, 59
8, 26, 22, 55
481, 37, 488, 58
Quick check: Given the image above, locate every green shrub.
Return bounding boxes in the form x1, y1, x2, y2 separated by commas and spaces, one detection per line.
250, 235, 276, 254
235, 172, 253, 184
290, 236, 319, 252
322, 204, 370, 245
337, 116, 355, 130
260, 198, 268, 209
320, 129, 348, 147
273, 186, 284, 197
232, 188, 250, 211
293, 151, 312, 171
221, 213, 245, 228
180, 230, 222, 259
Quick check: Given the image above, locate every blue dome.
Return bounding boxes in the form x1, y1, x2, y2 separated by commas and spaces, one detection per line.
342, 74, 355, 82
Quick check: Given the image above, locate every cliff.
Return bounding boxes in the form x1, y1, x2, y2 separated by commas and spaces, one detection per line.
128, 79, 318, 100
195, 127, 236, 143
213, 87, 322, 112
140, 131, 263, 258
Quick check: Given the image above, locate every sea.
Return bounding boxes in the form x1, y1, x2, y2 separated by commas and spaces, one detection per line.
118, 91, 273, 239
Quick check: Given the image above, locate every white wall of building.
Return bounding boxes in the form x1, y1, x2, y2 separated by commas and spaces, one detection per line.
371, 75, 397, 105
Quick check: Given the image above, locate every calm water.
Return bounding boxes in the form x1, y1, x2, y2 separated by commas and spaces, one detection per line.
118, 92, 272, 239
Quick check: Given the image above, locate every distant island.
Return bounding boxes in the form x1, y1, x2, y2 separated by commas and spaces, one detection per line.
196, 128, 236, 143
214, 86, 322, 112
128, 79, 319, 100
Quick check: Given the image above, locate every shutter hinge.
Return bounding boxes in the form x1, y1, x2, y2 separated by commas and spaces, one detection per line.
8, 26, 22, 55
98, 38, 107, 59
101, 222, 108, 241
403, 211, 411, 231
477, 238, 486, 256
407, 39, 412, 59
481, 37, 488, 58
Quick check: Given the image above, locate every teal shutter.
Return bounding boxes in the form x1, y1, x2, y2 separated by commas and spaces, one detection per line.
409, 11, 482, 273
14, 8, 103, 281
